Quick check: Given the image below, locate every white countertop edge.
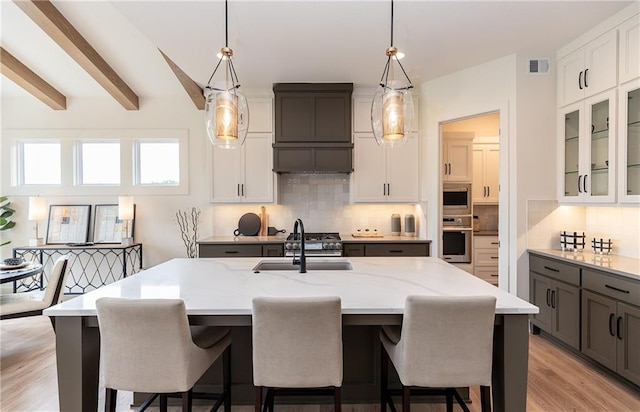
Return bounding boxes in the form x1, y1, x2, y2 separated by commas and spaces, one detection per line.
528, 249, 640, 281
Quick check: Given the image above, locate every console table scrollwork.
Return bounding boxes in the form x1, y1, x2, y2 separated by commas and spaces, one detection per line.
12, 244, 143, 295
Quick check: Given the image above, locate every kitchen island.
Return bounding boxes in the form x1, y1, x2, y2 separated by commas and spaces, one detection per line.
44, 256, 537, 412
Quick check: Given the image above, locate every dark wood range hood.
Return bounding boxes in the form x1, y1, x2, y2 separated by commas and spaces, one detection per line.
272, 83, 353, 173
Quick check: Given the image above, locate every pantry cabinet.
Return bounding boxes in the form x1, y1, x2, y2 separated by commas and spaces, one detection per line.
557, 30, 617, 107
210, 134, 274, 203
351, 134, 419, 203
558, 89, 617, 203
529, 255, 581, 350
472, 144, 499, 204
442, 134, 473, 182
473, 235, 499, 286
618, 80, 640, 203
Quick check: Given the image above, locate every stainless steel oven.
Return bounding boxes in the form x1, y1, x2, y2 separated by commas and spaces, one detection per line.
442, 216, 472, 263
443, 183, 472, 216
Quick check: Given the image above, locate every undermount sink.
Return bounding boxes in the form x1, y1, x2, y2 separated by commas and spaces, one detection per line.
252, 259, 353, 271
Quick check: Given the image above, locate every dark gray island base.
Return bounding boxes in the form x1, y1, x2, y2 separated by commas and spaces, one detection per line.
53, 313, 529, 411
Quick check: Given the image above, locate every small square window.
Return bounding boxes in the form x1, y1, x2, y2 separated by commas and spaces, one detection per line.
80, 142, 120, 185
22, 142, 61, 185
137, 141, 179, 185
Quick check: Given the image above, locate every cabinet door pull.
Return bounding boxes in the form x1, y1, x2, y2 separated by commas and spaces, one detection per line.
605, 284, 630, 294
583, 174, 588, 194
383, 183, 386, 196
584, 68, 589, 88
444, 163, 448, 176
578, 175, 583, 193
543, 265, 560, 273
241, 184, 245, 197
387, 183, 390, 197
550, 290, 556, 309
546, 289, 551, 307
487, 186, 490, 197
448, 163, 452, 175
578, 71, 583, 89
609, 313, 615, 336
616, 316, 623, 340
237, 184, 240, 196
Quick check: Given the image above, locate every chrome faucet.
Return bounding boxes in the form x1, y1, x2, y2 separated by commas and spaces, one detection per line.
292, 218, 306, 273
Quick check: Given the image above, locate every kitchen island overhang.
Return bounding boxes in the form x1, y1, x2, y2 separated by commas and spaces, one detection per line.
45, 256, 538, 411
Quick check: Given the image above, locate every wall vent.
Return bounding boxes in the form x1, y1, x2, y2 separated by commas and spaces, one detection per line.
528, 58, 550, 74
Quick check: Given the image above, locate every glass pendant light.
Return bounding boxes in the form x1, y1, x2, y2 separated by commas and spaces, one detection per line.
371, 0, 414, 148
204, 0, 249, 149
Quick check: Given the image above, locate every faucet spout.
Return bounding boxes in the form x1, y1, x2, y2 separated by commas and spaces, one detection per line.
292, 218, 306, 273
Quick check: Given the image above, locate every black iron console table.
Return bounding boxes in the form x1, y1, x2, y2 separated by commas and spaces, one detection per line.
13, 244, 143, 295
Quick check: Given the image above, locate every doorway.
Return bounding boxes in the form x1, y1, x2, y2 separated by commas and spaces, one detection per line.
440, 111, 503, 287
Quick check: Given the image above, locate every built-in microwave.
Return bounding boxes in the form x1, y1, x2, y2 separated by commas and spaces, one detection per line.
443, 183, 472, 215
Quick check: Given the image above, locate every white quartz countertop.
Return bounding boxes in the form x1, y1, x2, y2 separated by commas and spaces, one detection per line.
341, 235, 431, 243
528, 249, 640, 281
45, 257, 537, 316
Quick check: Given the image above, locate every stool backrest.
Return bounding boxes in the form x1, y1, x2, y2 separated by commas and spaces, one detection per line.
399, 295, 496, 387
96, 298, 194, 391
252, 296, 343, 388
43, 254, 70, 306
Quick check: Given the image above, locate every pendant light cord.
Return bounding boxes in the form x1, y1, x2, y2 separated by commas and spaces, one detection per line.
206, 0, 242, 90
225, 0, 228, 47
390, 0, 394, 47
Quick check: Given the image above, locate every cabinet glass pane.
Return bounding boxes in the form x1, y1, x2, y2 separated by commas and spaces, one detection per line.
564, 110, 580, 197
627, 88, 640, 196
590, 100, 609, 196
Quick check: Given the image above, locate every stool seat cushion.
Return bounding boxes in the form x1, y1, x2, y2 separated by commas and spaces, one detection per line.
0, 291, 47, 316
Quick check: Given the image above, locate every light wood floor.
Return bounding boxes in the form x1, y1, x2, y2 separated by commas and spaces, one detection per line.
1, 316, 639, 411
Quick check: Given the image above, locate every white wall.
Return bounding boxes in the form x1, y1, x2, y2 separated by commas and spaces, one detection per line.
420, 54, 517, 293
419, 51, 557, 299
0, 96, 213, 266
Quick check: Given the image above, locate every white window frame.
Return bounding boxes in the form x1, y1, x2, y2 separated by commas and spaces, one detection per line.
1, 129, 189, 196
15, 139, 63, 187
75, 140, 121, 187
133, 139, 181, 187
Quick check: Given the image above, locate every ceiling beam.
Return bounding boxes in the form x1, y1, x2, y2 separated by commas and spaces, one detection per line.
14, 0, 139, 110
159, 49, 205, 110
0, 46, 67, 110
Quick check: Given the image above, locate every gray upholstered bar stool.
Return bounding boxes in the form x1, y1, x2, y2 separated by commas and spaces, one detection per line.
96, 298, 232, 412
252, 296, 343, 411
380, 295, 497, 412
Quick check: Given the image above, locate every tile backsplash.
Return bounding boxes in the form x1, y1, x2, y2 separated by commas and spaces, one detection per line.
211, 174, 424, 237
527, 200, 639, 258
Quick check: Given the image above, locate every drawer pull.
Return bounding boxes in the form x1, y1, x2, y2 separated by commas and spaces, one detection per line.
543, 265, 559, 273
605, 284, 630, 294
490, 274, 498, 277
490, 242, 500, 245
609, 313, 615, 336
616, 316, 623, 340
389, 250, 403, 253
225, 250, 239, 254
490, 256, 499, 259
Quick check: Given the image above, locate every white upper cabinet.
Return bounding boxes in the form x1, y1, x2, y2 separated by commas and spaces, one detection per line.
351, 134, 419, 203
211, 134, 274, 203
443, 133, 473, 182
618, 79, 640, 203
353, 96, 419, 133
558, 30, 618, 107
558, 89, 617, 203
247, 97, 273, 133
619, 15, 640, 84
472, 144, 499, 204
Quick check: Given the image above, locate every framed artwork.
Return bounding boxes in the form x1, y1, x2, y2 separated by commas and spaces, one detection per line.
46, 205, 91, 244
92, 204, 136, 244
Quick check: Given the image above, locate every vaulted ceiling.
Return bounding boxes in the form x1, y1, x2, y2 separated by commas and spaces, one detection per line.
0, 0, 634, 110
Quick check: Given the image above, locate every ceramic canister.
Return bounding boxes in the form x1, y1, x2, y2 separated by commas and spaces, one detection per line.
391, 214, 401, 235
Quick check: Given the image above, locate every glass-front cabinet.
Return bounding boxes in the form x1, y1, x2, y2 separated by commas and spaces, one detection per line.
559, 89, 616, 203
619, 80, 640, 203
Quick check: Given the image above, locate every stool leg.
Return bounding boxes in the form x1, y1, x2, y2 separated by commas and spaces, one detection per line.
159, 394, 168, 412
181, 389, 193, 412
380, 343, 388, 412
267, 388, 275, 412
445, 389, 453, 412
480, 386, 492, 412
254, 386, 262, 412
334, 386, 342, 412
105, 388, 117, 412
402, 385, 410, 412
223, 345, 232, 412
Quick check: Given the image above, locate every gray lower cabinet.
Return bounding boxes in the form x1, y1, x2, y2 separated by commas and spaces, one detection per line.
582, 269, 640, 386
343, 242, 430, 257
199, 244, 283, 258
529, 255, 581, 350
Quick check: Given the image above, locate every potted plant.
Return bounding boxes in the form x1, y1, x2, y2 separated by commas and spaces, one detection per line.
0, 196, 16, 246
